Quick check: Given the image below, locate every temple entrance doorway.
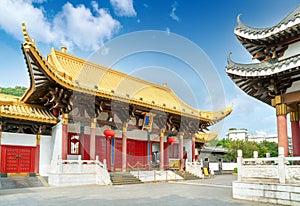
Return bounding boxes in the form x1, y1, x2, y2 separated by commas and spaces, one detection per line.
152, 143, 160, 168
1, 145, 36, 174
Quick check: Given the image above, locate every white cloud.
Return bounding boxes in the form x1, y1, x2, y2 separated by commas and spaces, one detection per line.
0, 0, 55, 43
0, 0, 120, 51
170, 1, 179, 22
53, 2, 120, 50
100, 46, 110, 56
110, 0, 136, 17
224, 90, 277, 136
166, 27, 170, 35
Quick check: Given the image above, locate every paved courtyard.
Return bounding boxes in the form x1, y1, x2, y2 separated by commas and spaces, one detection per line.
0, 174, 274, 206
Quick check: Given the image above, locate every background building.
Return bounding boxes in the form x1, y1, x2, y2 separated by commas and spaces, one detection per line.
226, 128, 248, 141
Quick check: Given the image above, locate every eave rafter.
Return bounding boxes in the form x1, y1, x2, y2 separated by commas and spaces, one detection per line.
228, 71, 294, 105
234, 9, 300, 61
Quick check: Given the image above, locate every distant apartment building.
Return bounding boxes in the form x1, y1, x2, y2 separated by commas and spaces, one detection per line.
247, 135, 278, 143
226, 128, 292, 154
226, 128, 248, 141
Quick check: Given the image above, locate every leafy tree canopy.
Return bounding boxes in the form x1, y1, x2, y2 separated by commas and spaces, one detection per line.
210, 139, 278, 162
0, 86, 27, 97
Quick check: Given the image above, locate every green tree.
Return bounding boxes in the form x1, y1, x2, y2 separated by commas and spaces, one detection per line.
0, 86, 27, 97
212, 139, 278, 162
260, 141, 278, 157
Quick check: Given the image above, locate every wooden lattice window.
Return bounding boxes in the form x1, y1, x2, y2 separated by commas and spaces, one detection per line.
68, 134, 80, 155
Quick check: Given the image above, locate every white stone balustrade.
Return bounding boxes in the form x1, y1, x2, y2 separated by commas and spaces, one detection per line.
48, 155, 111, 186
233, 147, 300, 205
237, 147, 300, 184
185, 160, 204, 178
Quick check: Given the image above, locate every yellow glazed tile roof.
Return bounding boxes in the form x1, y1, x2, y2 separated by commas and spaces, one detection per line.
46, 49, 232, 121
21, 23, 232, 122
195, 132, 218, 143
0, 94, 57, 124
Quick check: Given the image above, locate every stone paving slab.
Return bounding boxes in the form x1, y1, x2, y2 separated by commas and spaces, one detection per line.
0, 176, 46, 189
0, 174, 275, 206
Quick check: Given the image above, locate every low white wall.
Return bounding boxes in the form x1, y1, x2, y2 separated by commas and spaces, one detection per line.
208, 162, 236, 171
49, 173, 96, 186
2, 132, 36, 146
51, 122, 62, 162
222, 162, 237, 171
39, 135, 52, 176
233, 181, 300, 205
209, 162, 219, 171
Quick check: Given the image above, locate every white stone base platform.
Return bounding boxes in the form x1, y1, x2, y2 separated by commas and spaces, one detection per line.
233, 181, 300, 205
48, 172, 112, 187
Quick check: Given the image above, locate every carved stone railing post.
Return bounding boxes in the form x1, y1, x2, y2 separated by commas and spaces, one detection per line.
78, 155, 82, 173
278, 147, 286, 184
103, 159, 107, 169
237, 150, 243, 181
253, 151, 258, 158
59, 156, 63, 173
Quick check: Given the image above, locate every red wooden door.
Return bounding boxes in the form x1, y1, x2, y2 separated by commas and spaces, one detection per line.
1, 145, 35, 173
95, 136, 112, 170
127, 139, 147, 169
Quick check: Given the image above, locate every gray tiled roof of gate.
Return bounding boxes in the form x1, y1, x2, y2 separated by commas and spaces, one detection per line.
235, 5, 300, 36
226, 53, 300, 74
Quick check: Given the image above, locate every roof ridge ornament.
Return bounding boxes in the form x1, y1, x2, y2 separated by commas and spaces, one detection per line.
236, 13, 243, 26
227, 52, 234, 66
22, 22, 35, 45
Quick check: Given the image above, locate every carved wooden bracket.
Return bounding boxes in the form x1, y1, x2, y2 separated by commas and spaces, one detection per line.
41, 87, 73, 114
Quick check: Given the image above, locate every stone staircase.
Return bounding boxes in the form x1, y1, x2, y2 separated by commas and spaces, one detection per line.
110, 172, 143, 185
174, 170, 201, 180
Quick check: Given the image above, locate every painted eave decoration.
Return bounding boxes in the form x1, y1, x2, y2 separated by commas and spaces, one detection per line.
0, 94, 57, 124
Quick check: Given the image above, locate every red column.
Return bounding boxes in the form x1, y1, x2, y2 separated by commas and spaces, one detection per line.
0, 122, 2, 172
291, 111, 300, 156
35, 128, 41, 174
106, 136, 111, 171
62, 113, 68, 160
192, 137, 195, 162
276, 103, 288, 156
90, 118, 96, 160
159, 129, 165, 170
79, 124, 85, 159
179, 132, 184, 171
122, 123, 128, 172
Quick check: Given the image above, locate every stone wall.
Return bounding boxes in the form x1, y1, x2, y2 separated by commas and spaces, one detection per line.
233, 147, 300, 205
233, 181, 300, 205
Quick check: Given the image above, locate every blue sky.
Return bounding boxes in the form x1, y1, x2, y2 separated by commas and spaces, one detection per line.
1, 0, 300, 138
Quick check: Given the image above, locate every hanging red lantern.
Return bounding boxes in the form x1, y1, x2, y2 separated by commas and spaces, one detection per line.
167, 137, 177, 144
52, 108, 59, 117
104, 129, 115, 139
